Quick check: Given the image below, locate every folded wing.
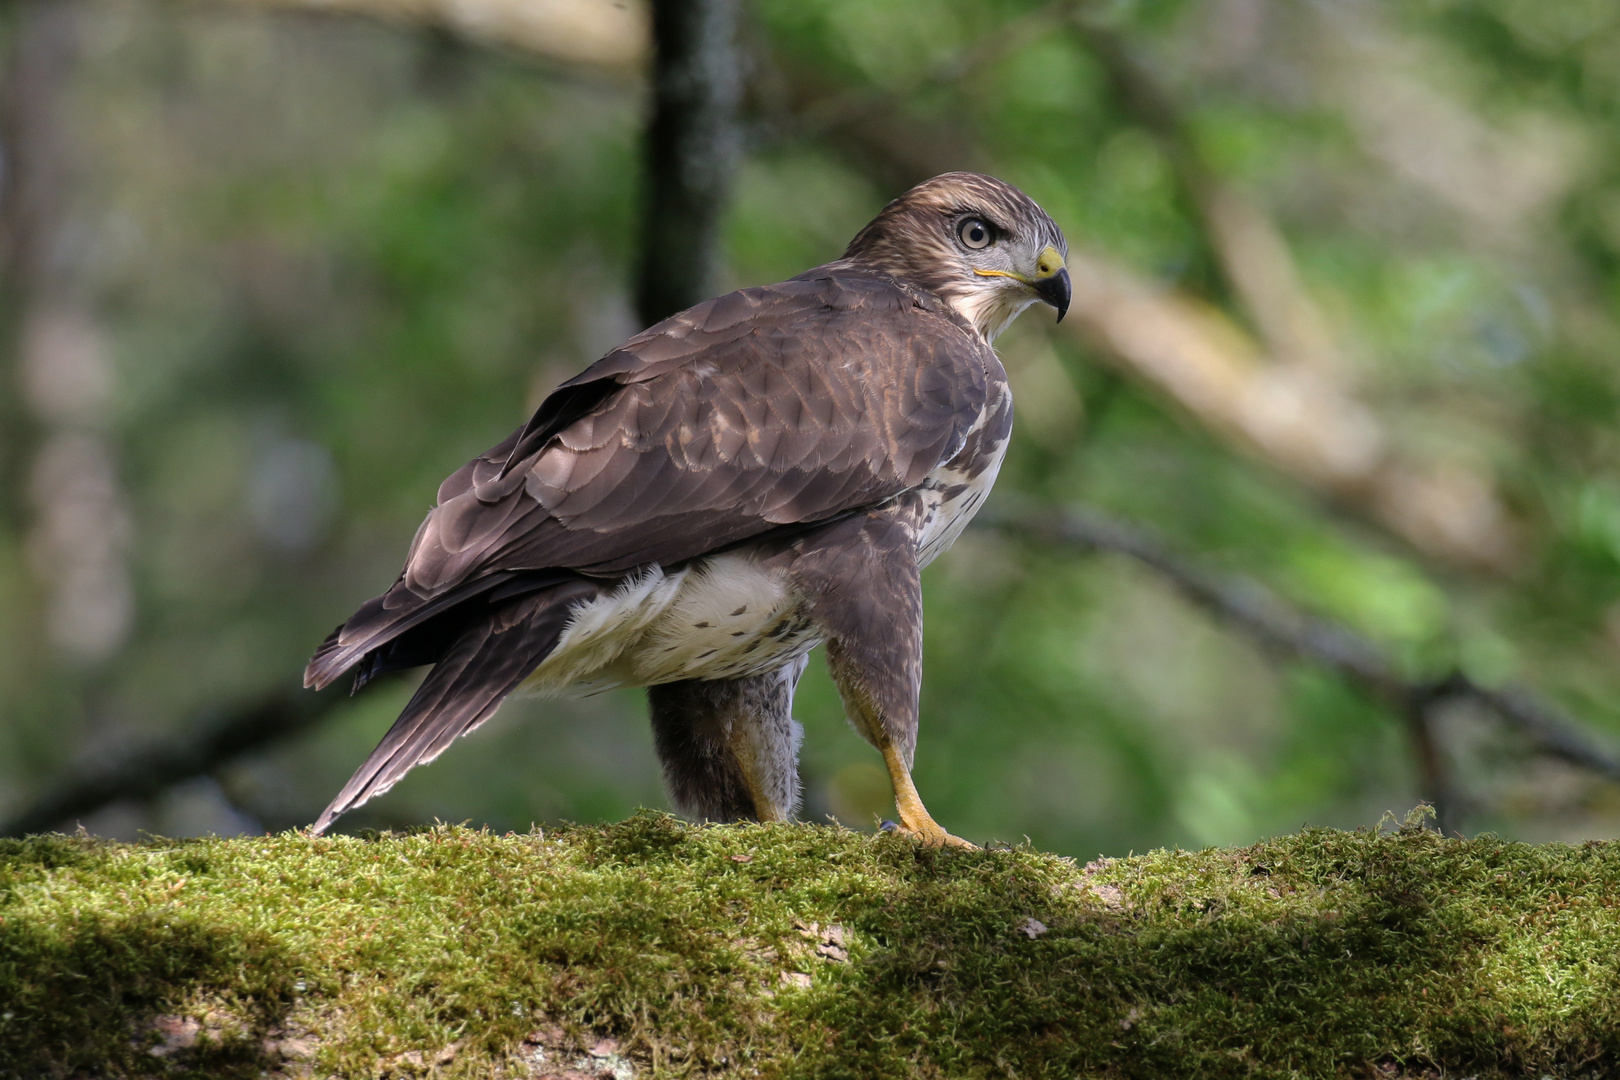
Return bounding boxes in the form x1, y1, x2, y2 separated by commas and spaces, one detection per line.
306, 269, 991, 690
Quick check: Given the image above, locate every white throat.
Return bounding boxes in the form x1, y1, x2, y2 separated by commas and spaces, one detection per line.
944, 287, 1038, 343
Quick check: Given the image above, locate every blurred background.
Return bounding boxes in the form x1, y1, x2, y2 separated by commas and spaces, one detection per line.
4, 0, 1620, 857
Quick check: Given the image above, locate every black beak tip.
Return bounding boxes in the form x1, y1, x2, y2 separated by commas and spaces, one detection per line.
1037, 267, 1071, 323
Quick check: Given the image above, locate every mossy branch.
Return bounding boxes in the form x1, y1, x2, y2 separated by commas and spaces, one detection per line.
4, 812, 1620, 1079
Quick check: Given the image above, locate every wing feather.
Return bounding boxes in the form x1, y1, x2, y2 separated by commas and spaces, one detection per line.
306, 268, 992, 687
311, 580, 601, 832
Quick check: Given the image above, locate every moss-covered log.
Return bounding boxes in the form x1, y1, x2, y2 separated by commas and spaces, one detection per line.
3, 812, 1618, 1079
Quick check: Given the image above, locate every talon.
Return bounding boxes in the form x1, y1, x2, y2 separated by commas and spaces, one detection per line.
897, 822, 976, 849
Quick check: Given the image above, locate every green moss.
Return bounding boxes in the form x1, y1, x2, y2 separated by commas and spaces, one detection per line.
3, 812, 1619, 1078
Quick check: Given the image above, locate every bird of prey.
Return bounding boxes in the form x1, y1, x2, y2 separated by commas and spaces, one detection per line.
305, 172, 1070, 846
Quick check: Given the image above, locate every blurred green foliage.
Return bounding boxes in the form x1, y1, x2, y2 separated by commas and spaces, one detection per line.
4, 0, 1620, 856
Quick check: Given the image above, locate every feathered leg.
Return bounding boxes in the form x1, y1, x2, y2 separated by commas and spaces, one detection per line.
791, 501, 972, 848
649, 656, 807, 823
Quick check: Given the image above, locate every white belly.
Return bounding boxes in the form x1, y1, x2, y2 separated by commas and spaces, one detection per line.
520, 552, 819, 697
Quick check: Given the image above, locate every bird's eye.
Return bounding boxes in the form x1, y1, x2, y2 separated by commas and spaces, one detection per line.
958, 218, 992, 250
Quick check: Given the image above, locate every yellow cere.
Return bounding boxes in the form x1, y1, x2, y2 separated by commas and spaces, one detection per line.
1035, 245, 1065, 279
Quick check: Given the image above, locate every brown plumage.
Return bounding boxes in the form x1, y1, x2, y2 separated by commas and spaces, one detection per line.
306, 172, 1070, 843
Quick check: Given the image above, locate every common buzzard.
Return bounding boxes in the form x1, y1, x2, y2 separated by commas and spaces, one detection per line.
306, 172, 1070, 846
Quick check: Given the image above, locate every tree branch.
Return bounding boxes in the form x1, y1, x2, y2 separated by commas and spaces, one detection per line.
1072, 16, 1340, 375
1067, 15, 1520, 574
992, 505, 1620, 828
0, 689, 342, 837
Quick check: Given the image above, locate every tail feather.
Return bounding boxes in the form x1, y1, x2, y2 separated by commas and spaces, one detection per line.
311, 580, 599, 834
303, 572, 531, 691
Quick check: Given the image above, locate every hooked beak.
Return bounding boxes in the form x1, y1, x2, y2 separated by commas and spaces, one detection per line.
1034, 266, 1071, 323
1031, 244, 1070, 323
971, 244, 1072, 322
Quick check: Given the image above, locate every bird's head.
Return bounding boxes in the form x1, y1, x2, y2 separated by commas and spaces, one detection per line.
842, 172, 1071, 342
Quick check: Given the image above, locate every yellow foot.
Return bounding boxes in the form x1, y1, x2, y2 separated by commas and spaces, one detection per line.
881, 819, 977, 849
877, 742, 979, 849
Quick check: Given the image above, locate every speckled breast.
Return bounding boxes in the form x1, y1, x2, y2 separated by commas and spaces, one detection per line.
915, 376, 1013, 568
